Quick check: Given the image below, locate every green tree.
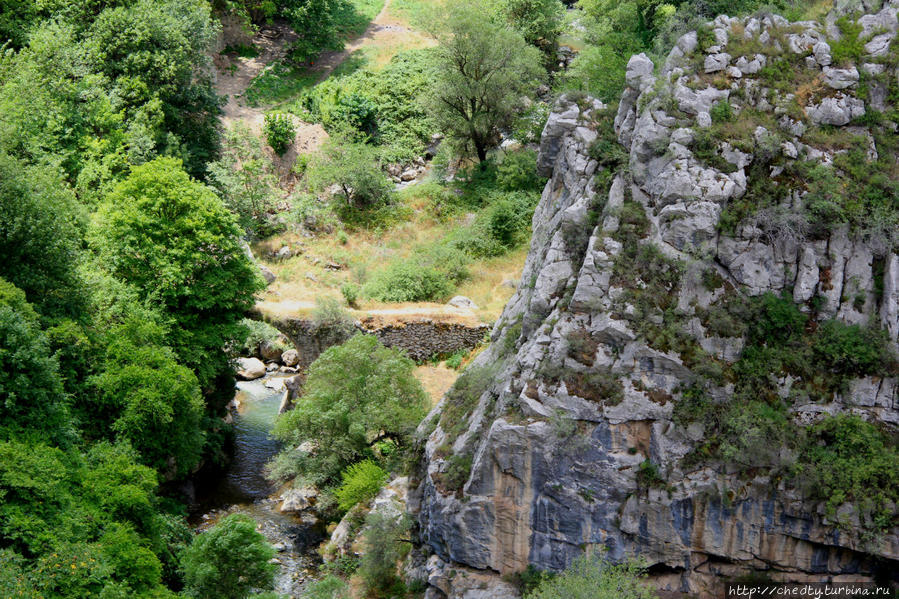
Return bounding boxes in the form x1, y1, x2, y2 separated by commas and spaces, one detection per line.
427, 1, 542, 162
93, 157, 265, 387
359, 511, 411, 595
209, 124, 280, 238
526, 553, 654, 599
0, 280, 74, 445
335, 459, 389, 512
307, 135, 393, 216
84, 0, 222, 175
271, 334, 428, 485
180, 514, 276, 599
489, 0, 565, 55
89, 315, 206, 477
0, 153, 86, 318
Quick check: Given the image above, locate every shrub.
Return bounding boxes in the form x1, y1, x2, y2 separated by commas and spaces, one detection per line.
340, 282, 360, 307
180, 514, 276, 599
442, 454, 473, 491
303, 575, 349, 599
445, 349, 467, 370
270, 334, 428, 486
240, 318, 288, 355
335, 460, 389, 512
362, 261, 453, 303
307, 136, 393, 218
795, 415, 899, 532
497, 149, 544, 191
526, 553, 654, 599
710, 100, 733, 124
636, 460, 665, 487
263, 113, 296, 155
812, 320, 896, 377
359, 511, 411, 596
311, 296, 356, 345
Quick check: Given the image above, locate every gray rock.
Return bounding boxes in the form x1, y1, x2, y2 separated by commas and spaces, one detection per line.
235, 357, 266, 380
276, 245, 292, 260
807, 94, 865, 125
448, 296, 478, 310
259, 339, 283, 361
704, 52, 731, 73
823, 66, 859, 89
281, 348, 299, 366
625, 53, 656, 91
258, 264, 276, 285
279, 486, 318, 513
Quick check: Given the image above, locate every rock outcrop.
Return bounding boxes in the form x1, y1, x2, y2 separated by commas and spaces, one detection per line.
412, 3, 899, 597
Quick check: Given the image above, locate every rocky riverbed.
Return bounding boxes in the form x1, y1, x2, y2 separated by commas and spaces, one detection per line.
193, 376, 325, 598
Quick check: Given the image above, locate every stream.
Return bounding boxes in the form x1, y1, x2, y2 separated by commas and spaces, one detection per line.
192, 374, 325, 598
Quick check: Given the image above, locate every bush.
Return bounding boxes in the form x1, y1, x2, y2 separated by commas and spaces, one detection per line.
362, 243, 470, 303
526, 553, 654, 599
270, 334, 428, 486
335, 459, 389, 512
303, 575, 349, 599
442, 454, 473, 491
795, 415, 899, 531
263, 113, 296, 156
359, 511, 411, 596
180, 513, 276, 599
812, 321, 896, 377
340, 282, 360, 307
311, 296, 356, 345
307, 136, 393, 218
363, 261, 452, 303
497, 149, 544, 191
240, 318, 288, 355
710, 100, 733, 124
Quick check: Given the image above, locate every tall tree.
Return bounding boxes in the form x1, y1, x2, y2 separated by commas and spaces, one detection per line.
271, 334, 428, 485
180, 514, 276, 599
92, 157, 265, 387
426, 1, 542, 162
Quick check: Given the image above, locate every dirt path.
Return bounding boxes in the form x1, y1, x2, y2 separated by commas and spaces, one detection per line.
307, 0, 414, 76
255, 299, 482, 328
215, 23, 328, 154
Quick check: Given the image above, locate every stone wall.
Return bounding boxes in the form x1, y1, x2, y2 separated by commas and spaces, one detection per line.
260, 312, 489, 368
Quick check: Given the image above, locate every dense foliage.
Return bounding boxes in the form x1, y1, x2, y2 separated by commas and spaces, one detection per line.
526, 554, 654, 599
427, 1, 543, 162
93, 157, 265, 387
180, 514, 276, 599
270, 334, 428, 487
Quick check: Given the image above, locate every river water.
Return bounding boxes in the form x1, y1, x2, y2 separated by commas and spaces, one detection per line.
193, 375, 325, 598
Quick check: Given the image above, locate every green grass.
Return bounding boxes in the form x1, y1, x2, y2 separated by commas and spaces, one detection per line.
245, 61, 318, 107
222, 43, 259, 58
389, 0, 433, 25
335, 0, 386, 37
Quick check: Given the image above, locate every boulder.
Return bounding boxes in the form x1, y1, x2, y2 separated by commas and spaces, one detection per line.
259, 339, 283, 362
259, 264, 276, 285
281, 348, 299, 366
447, 296, 478, 310
235, 357, 266, 380
276, 246, 292, 260
279, 486, 318, 513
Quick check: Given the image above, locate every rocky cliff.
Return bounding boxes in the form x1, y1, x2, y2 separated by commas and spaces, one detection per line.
410, 2, 899, 597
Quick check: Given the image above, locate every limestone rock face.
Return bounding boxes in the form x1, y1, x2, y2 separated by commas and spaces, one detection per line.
412, 3, 899, 597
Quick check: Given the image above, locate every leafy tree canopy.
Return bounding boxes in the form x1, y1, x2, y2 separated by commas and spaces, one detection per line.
92, 157, 264, 387
180, 514, 276, 599
426, 0, 542, 162
271, 334, 428, 485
